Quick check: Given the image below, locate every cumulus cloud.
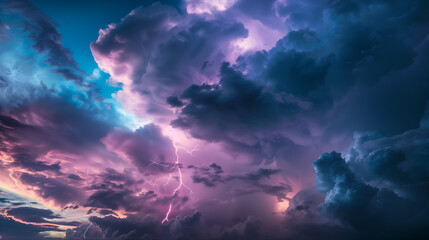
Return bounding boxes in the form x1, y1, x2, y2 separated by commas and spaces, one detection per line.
313, 133, 429, 239
281, 123, 429, 239
283, 41, 429, 237
171, 0, 429, 183
172, 63, 305, 165
91, 4, 247, 120
347, 129, 429, 201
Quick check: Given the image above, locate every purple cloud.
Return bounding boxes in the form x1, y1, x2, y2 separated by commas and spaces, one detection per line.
1, 0, 429, 239
102, 123, 176, 175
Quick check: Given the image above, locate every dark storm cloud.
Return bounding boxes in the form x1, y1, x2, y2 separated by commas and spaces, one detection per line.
283, 189, 356, 240
226, 168, 291, 202
102, 123, 176, 175
0, 94, 119, 207
19, 173, 84, 205
237, 46, 333, 106
0, 95, 113, 174
0, 215, 55, 239
226, 168, 281, 182
275, 29, 321, 52
188, 163, 223, 187
83, 168, 182, 216
85, 168, 147, 211
167, 211, 202, 239
173, 63, 298, 133
232, 0, 277, 19
86, 211, 268, 240
313, 147, 429, 239
97, 209, 118, 216
214, 216, 264, 240
347, 128, 429, 201
66, 222, 104, 239
281, 107, 429, 240
12, 153, 61, 173
68, 174, 83, 181
172, 63, 303, 164
171, 59, 318, 181
1, 94, 112, 148
62, 205, 79, 211
5, 206, 80, 226
167, 96, 184, 108
173, 0, 429, 170
0, 75, 7, 88
97, 168, 139, 186
0, 197, 24, 206
89, 215, 160, 240
0, 0, 87, 84
190, 163, 290, 201
84, 187, 185, 217
1, 0, 428, 239
263, 50, 332, 98
0, 114, 63, 174
85, 189, 135, 211
273, 0, 429, 101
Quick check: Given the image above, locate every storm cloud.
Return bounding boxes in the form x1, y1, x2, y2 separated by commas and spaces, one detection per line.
0, 0, 428, 239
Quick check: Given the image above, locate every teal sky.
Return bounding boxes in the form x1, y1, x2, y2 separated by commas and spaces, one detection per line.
30, 0, 156, 73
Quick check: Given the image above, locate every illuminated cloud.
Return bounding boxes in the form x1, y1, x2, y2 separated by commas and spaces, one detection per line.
91, 4, 247, 121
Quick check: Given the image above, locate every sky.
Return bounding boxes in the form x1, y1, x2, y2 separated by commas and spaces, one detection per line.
0, 0, 428, 239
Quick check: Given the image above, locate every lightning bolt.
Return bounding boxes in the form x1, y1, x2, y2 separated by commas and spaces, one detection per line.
161, 128, 196, 223
161, 203, 172, 224
83, 222, 92, 239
